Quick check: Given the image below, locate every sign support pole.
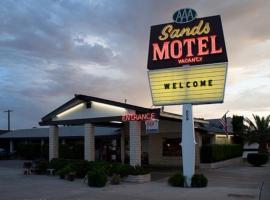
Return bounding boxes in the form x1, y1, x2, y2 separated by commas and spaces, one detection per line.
181, 103, 196, 187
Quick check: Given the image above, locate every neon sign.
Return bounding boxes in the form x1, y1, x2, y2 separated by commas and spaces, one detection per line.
147, 15, 227, 70
122, 113, 156, 121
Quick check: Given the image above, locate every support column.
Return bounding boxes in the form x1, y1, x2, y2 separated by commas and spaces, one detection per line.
121, 132, 125, 163
129, 121, 141, 166
181, 104, 196, 187
9, 140, 13, 153
49, 125, 59, 161
84, 123, 95, 161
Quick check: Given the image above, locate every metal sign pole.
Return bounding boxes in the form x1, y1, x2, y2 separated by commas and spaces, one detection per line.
181, 103, 196, 187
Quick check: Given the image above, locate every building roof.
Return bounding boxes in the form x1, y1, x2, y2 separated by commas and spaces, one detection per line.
41, 94, 158, 123
197, 117, 233, 134
0, 126, 121, 139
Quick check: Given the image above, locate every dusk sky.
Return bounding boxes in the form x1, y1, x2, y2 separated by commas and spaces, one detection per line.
0, 0, 270, 129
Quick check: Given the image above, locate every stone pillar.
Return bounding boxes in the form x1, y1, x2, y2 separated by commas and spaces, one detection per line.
84, 123, 95, 161
9, 140, 13, 153
129, 121, 141, 166
49, 125, 59, 161
121, 132, 125, 163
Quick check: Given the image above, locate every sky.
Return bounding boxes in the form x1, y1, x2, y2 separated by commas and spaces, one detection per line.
0, 0, 270, 129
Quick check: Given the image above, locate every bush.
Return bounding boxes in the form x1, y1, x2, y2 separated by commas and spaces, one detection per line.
108, 163, 133, 178
34, 160, 48, 174
191, 174, 208, 187
48, 159, 70, 171
201, 144, 243, 163
247, 153, 269, 167
168, 172, 185, 187
128, 165, 150, 176
57, 165, 73, 179
67, 172, 76, 181
110, 174, 121, 185
87, 168, 107, 187
70, 160, 89, 178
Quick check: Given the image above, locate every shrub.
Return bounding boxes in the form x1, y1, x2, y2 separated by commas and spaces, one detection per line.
110, 174, 121, 185
247, 153, 269, 167
34, 160, 48, 174
108, 163, 133, 178
57, 165, 73, 179
168, 172, 185, 187
191, 174, 208, 187
67, 172, 76, 181
128, 165, 150, 176
70, 160, 89, 178
201, 144, 243, 163
87, 168, 107, 187
48, 159, 69, 171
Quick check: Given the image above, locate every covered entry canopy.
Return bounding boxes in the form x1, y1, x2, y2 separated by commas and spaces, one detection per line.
39, 94, 159, 126
39, 94, 207, 166
39, 94, 161, 166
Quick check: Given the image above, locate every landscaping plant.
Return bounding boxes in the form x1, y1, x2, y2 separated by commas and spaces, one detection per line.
168, 172, 185, 187
191, 174, 208, 187
110, 174, 121, 185
247, 153, 269, 167
87, 168, 107, 187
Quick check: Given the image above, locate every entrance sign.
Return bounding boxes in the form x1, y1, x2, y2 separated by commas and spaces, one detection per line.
147, 15, 227, 70
148, 63, 227, 106
122, 112, 156, 121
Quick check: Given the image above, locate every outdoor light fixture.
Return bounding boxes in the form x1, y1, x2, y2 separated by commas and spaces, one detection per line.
56, 103, 85, 118
91, 101, 127, 113
110, 121, 122, 124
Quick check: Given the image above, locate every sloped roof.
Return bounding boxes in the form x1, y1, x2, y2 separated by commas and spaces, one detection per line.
41, 94, 157, 123
0, 126, 120, 139
197, 117, 233, 134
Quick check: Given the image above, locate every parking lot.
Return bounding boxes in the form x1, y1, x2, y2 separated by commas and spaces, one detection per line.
0, 160, 269, 200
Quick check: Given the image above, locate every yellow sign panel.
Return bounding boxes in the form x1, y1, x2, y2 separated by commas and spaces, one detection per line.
148, 63, 227, 105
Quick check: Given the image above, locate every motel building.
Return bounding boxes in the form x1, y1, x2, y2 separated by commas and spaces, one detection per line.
0, 94, 233, 167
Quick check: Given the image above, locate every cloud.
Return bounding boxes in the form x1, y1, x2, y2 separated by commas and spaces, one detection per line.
0, 0, 270, 129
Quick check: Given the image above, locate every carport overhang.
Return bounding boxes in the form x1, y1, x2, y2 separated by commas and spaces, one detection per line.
39, 94, 160, 166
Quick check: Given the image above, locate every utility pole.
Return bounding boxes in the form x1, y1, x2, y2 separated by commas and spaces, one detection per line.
4, 110, 13, 131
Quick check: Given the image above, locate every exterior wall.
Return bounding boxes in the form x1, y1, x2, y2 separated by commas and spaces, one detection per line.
214, 134, 233, 144
148, 132, 181, 166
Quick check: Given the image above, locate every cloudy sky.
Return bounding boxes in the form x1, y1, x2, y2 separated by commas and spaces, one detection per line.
0, 0, 270, 129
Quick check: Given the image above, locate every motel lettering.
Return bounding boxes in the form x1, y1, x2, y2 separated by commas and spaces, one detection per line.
164, 79, 213, 89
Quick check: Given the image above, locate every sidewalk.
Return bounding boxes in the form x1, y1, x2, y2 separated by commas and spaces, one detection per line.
260, 181, 270, 200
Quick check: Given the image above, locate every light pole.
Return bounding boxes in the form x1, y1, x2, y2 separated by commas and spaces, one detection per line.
4, 110, 13, 131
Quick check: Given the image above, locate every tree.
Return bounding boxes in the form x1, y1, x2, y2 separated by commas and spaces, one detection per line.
244, 114, 270, 153
232, 115, 246, 144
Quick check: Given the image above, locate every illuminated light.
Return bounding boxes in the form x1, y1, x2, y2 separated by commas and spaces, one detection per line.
92, 101, 127, 113
110, 121, 122, 124
148, 63, 227, 105
153, 35, 222, 61
122, 113, 156, 121
56, 103, 85, 118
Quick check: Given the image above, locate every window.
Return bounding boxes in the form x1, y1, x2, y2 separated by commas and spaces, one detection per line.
162, 138, 182, 157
